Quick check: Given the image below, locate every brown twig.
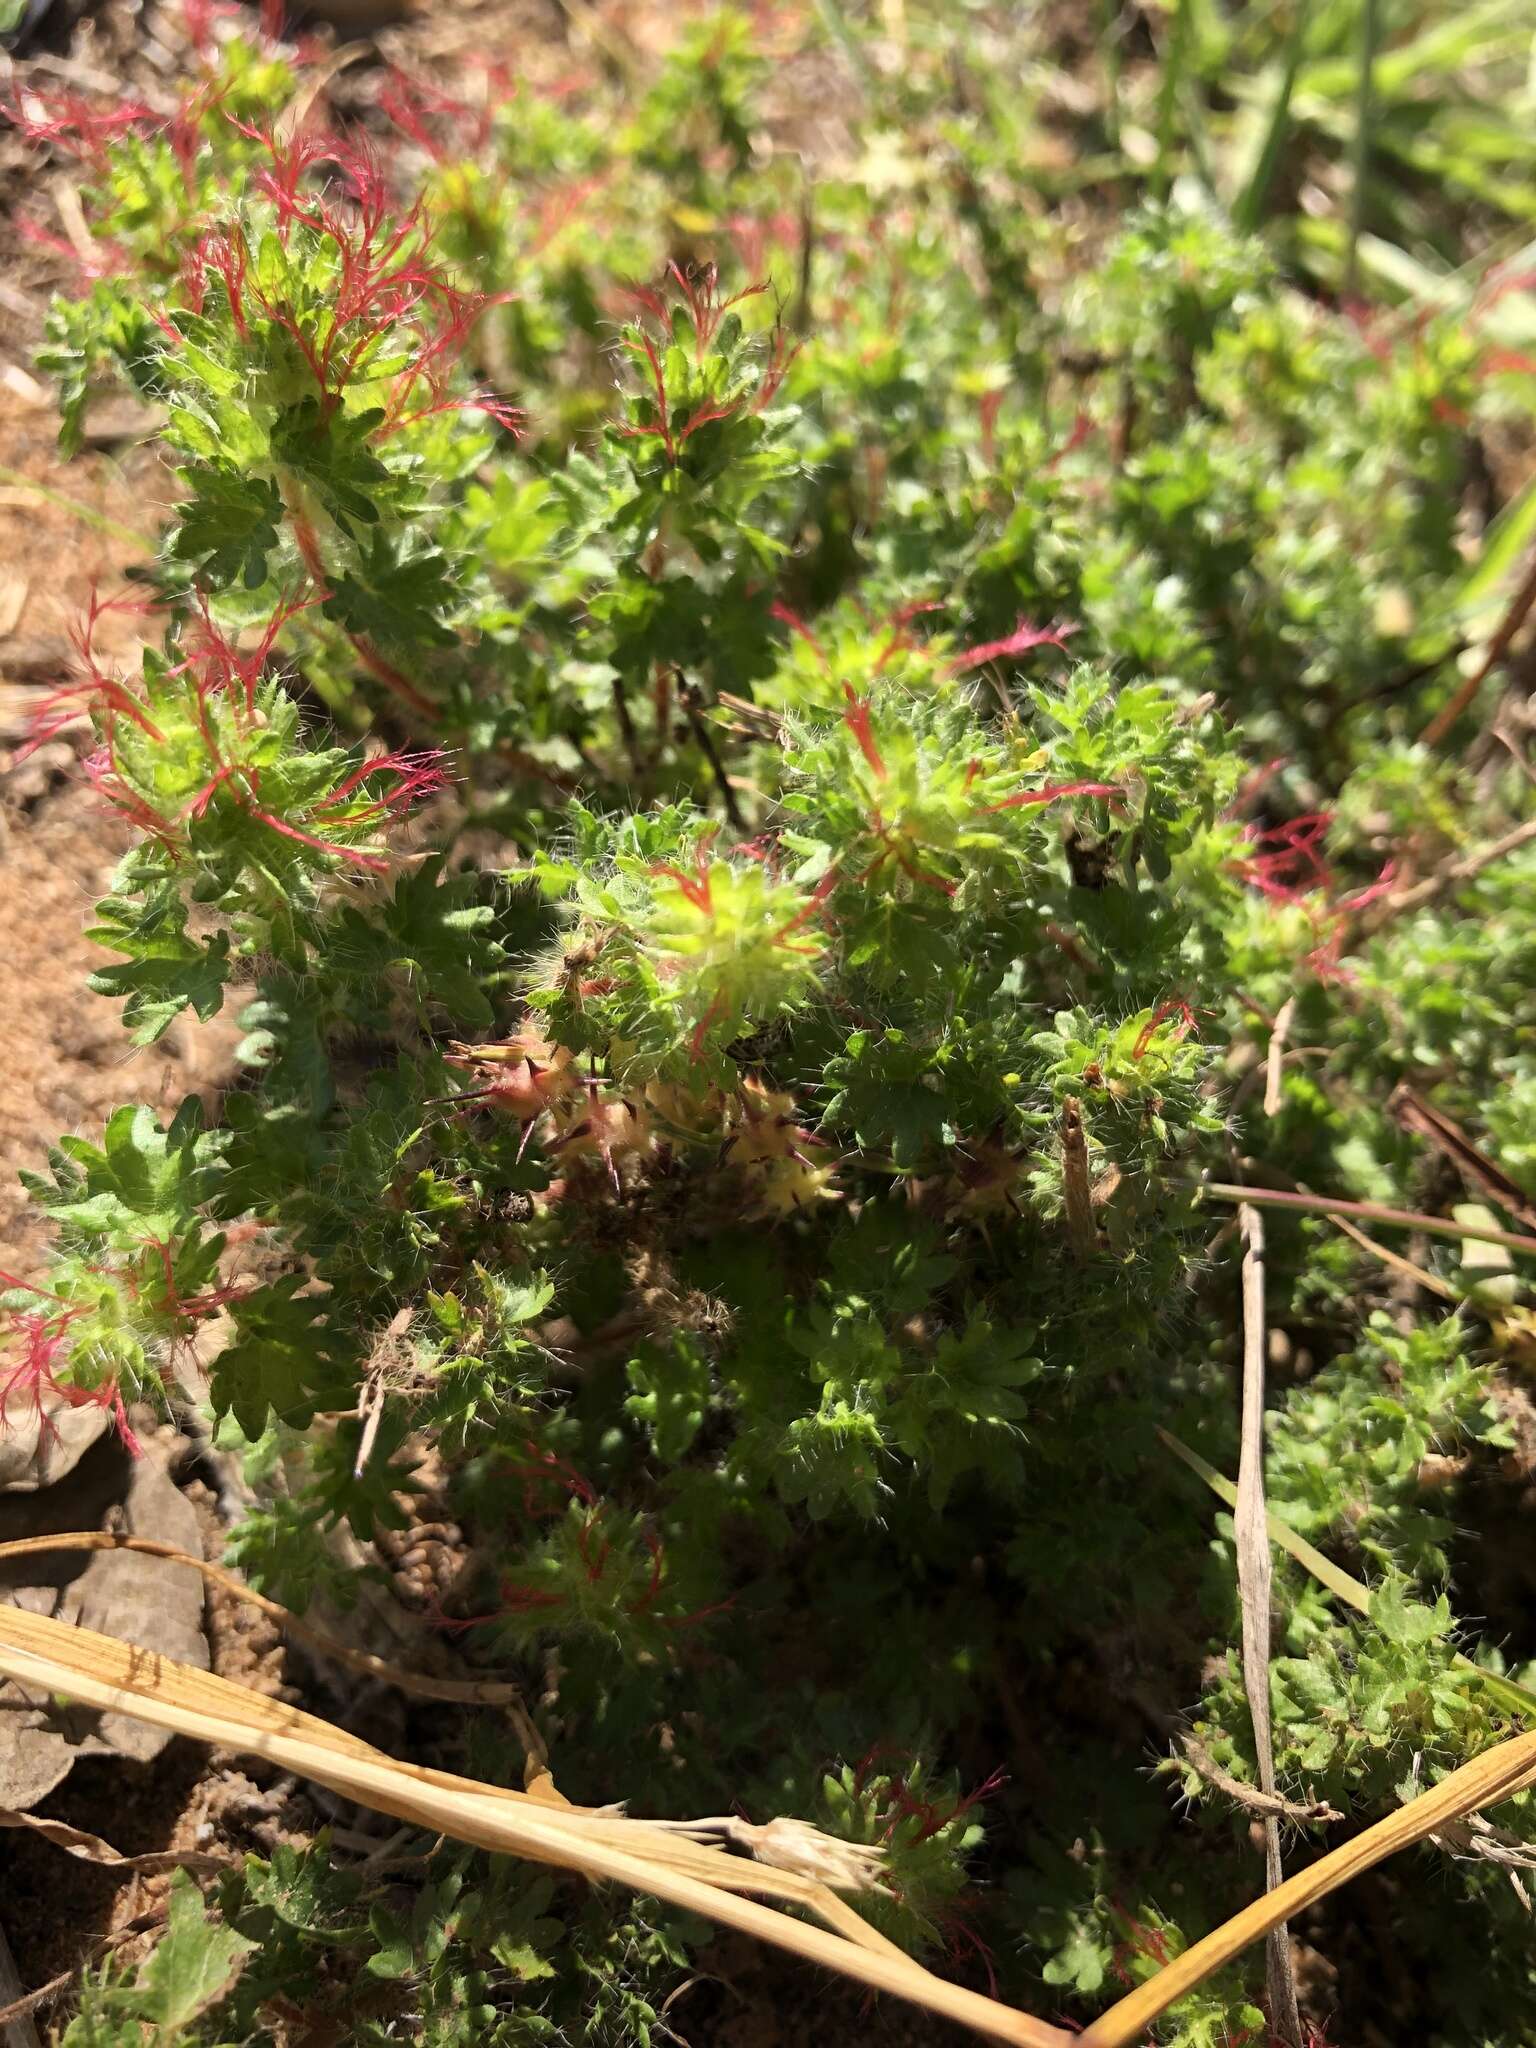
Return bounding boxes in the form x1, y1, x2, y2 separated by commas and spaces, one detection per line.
1360, 815, 1536, 930
1263, 996, 1297, 1119
1196, 1180, 1536, 1258
1060, 1098, 1095, 1259
1178, 1735, 1341, 1827
0, 1915, 167, 2036
793, 171, 816, 336
352, 1306, 415, 1482
611, 674, 642, 779
716, 689, 781, 741
1233, 1205, 1303, 2046
0, 1532, 541, 1738
1387, 1083, 1536, 1231
1112, 371, 1137, 468
679, 671, 746, 829
0, 1967, 67, 2038
1422, 545, 1536, 747
1492, 724, 1536, 791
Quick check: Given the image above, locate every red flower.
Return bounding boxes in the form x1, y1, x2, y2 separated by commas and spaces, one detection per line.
1231, 811, 1395, 983
22, 591, 167, 756
616, 265, 791, 466
377, 65, 495, 161
5, 86, 160, 168
651, 850, 718, 914
38, 600, 451, 872
841, 685, 887, 779
1132, 998, 1198, 1059
977, 779, 1122, 815
0, 1305, 139, 1457
770, 599, 828, 663
195, 128, 516, 445
1233, 812, 1335, 903
947, 618, 1079, 675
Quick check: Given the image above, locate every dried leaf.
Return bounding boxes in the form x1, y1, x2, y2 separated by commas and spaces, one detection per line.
0, 1803, 231, 1877
0, 1602, 1059, 2048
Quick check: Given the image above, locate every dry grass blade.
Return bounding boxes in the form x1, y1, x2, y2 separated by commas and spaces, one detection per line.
0, 1604, 1068, 2048
1429, 1807, 1536, 1907
1158, 1426, 1370, 1611
0, 1803, 232, 1878
1197, 1180, 1536, 1257
0, 1531, 538, 1730
0, 1560, 913, 1969
1387, 1084, 1536, 1231
1263, 996, 1296, 1119
1080, 1720, 1536, 2046
273, 42, 369, 146
1233, 1206, 1302, 2044
1328, 1213, 1461, 1302
24, 1580, 1536, 2048
1421, 544, 1536, 747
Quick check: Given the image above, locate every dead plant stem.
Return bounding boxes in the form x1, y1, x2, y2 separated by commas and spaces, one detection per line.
1422, 545, 1536, 747
1234, 1206, 1303, 2045
1196, 1181, 1536, 1257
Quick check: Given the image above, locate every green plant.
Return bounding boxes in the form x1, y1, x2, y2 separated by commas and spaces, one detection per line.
8, 7, 1536, 2045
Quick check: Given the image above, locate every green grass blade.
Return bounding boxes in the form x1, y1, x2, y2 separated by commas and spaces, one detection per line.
1232, 0, 1312, 232
1158, 1428, 1536, 1721
1453, 471, 1536, 622
1155, 0, 1195, 198
1158, 1426, 1369, 1610
1297, 0, 1527, 100
1354, 232, 1463, 304
1345, 0, 1380, 295
1372, 0, 1529, 97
